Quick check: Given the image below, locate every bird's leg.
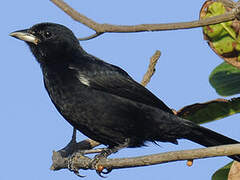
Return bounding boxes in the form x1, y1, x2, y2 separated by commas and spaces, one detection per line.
91, 139, 130, 176
57, 128, 102, 158
71, 128, 77, 143
57, 128, 78, 157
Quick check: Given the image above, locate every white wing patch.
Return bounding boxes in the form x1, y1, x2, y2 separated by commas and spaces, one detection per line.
68, 65, 90, 87
76, 73, 90, 86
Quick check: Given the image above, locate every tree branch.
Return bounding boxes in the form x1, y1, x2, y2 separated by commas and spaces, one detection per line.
50, 0, 240, 40
51, 144, 240, 172
141, 50, 161, 86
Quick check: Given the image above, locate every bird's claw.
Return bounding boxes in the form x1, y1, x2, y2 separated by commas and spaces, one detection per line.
96, 165, 112, 177
101, 168, 112, 174
90, 151, 108, 169
74, 170, 86, 178
91, 152, 113, 177
96, 170, 107, 178
68, 152, 86, 178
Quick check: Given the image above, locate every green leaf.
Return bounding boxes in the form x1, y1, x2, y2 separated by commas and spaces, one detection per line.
209, 62, 240, 96
212, 162, 232, 180
200, 1, 240, 67
212, 35, 235, 55
177, 98, 240, 124
202, 2, 237, 55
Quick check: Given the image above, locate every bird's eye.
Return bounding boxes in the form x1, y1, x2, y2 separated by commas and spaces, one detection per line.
44, 31, 52, 38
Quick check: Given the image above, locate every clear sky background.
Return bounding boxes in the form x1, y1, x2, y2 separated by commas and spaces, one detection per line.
1, 0, 240, 180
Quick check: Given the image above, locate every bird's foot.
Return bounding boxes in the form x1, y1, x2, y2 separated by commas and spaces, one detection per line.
67, 152, 87, 178
90, 149, 110, 170
90, 149, 114, 177
91, 139, 131, 177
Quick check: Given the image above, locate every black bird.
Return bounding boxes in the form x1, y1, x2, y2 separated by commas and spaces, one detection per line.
10, 23, 240, 161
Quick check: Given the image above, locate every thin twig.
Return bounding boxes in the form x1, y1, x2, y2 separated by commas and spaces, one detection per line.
141, 50, 161, 86
50, 0, 240, 40
78, 32, 103, 41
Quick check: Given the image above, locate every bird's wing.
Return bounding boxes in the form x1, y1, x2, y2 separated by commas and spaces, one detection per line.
69, 57, 173, 114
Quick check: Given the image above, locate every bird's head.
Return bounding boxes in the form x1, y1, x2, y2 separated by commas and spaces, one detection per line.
10, 23, 81, 64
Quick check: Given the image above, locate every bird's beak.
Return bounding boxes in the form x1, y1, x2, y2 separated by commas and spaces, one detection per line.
9, 29, 39, 45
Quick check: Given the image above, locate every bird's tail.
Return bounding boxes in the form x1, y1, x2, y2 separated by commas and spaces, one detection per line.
148, 106, 240, 161
182, 121, 240, 161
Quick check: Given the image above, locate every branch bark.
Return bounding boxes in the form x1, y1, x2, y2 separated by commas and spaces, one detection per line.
141, 50, 161, 86
51, 144, 240, 172
50, 0, 240, 40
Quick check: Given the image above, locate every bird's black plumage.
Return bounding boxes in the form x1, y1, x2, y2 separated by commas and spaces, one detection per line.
10, 23, 240, 161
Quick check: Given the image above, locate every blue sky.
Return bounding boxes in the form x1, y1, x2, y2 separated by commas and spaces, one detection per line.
2, 0, 239, 179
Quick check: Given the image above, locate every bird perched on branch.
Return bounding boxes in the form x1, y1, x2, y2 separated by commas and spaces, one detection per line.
10, 23, 240, 162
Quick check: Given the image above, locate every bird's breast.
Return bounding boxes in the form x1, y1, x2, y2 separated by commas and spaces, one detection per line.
42, 65, 88, 119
